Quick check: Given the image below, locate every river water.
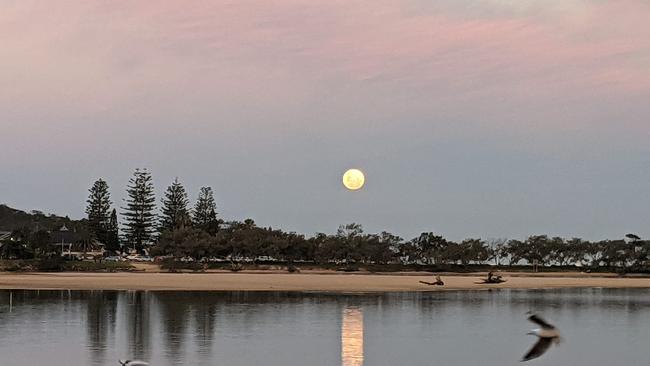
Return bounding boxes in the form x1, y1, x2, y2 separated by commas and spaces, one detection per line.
0, 289, 648, 365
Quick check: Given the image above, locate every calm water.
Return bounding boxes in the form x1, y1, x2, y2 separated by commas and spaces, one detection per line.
1, 289, 649, 366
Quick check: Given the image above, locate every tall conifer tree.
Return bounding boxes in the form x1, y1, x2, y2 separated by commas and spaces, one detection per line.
193, 186, 219, 235
85, 179, 112, 243
159, 178, 190, 234
122, 169, 156, 252
105, 209, 120, 253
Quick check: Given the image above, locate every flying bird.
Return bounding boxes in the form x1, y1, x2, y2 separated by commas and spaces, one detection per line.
119, 360, 149, 366
521, 314, 561, 362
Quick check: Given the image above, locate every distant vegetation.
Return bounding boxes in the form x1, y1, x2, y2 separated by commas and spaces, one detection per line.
0, 204, 84, 232
1, 168, 649, 273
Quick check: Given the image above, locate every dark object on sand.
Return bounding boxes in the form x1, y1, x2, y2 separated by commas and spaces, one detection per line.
420, 275, 445, 286
476, 271, 506, 284
119, 360, 149, 366
521, 313, 561, 362
287, 263, 300, 273
229, 260, 243, 272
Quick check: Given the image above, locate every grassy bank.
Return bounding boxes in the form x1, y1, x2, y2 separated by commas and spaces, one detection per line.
2, 257, 647, 275
158, 259, 645, 275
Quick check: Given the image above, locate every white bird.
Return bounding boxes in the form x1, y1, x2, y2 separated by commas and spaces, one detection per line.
521, 314, 561, 362
119, 360, 149, 366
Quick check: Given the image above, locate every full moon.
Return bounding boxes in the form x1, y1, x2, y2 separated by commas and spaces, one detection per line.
342, 169, 365, 191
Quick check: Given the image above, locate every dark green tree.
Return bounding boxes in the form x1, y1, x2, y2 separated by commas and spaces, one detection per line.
159, 178, 190, 234
85, 179, 112, 243
364, 231, 401, 264
524, 235, 552, 265
122, 169, 156, 252
192, 187, 219, 235
105, 209, 120, 253
411, 232, 449, 264
397, 240, 420, 264
487, 238, 507, 265
455, 238, 490, 265
30, 229, 52, 257
154, 227, 215, 258
336, 223, 366, 264
564, 238, 589, 266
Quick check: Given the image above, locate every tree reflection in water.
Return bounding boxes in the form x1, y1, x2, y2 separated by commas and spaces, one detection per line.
123, 291, 151, 362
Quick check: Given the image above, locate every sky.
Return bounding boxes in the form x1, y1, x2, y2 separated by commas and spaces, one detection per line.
1, 1, 649, 241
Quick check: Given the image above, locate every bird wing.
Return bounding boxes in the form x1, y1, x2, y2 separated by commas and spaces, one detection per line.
521, 337, 552, 362
528, 314, 554, 329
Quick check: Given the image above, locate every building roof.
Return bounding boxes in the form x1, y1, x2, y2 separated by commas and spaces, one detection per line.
0, 231, 12, 241
50, 229, 81, 244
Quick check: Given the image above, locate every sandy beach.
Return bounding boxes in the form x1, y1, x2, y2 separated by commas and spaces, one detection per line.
2, 271, 650, 292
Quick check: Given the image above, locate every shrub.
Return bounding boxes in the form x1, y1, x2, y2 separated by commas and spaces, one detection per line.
36, 257, 66, 272
160, 258, 204, 272
64, 261, 133, 272
229, 261, 244, 272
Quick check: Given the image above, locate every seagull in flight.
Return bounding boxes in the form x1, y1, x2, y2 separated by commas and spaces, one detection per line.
521, 313, 561, 362
119, 360, 149, 366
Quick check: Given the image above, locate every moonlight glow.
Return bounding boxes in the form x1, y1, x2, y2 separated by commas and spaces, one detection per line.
343, 169, 365, 191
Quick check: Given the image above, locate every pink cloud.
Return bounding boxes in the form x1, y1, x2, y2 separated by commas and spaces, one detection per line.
0, 0, 648, 135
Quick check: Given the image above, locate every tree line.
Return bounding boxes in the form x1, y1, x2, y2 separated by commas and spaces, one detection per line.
2, 168, 648, 271
84, 169, 220, 254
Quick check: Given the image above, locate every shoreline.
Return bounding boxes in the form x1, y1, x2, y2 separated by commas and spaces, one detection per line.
2, 271, 650, 292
